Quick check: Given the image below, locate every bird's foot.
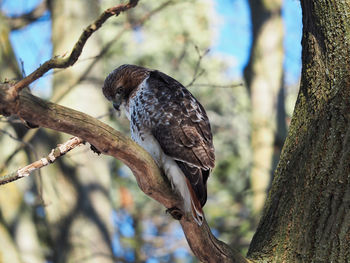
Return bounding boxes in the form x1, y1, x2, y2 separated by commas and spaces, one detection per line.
90, 144, 101, 155
166, 207, 183, 220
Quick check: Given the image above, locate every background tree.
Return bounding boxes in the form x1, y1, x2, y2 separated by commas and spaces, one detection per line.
37, 0, 115, 262
244, 0, 286, 214
0, 3, 47, 262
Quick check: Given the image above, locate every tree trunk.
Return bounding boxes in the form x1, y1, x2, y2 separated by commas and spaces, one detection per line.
248, 1, 350, 261
244, 0, 284, 214
42, 1, 114, 262
0, 13, 45, 263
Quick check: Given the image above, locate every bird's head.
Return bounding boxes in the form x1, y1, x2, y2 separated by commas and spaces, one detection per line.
102, 64, 149, 111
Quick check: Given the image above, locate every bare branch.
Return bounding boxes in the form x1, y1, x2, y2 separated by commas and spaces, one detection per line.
0, 1, 250, 261
191, 83, 244, 89
51, 0, 173, 103
6, 0, 139, 100
0, 84, 250, 263
6, 0, 48, 30
1, 0, 163, 178
0, 136, 84, 185
186, 46, 210, 88
0, 0, 165, 172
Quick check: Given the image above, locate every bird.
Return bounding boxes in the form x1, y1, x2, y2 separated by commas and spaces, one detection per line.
102, 64, 215, 225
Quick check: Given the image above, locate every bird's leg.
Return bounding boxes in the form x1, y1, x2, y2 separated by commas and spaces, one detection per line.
166, 207, 183, 220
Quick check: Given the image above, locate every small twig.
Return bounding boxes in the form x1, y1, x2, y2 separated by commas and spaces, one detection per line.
7, 0, 139, 100
19, 58, 26, 78
0, 128, 38, 174
0, 128, 37, 155
0, 137, 84, 185
51, 0, 174, 103
186, 45, 210, 88
6, 0, 48, 30
191, 83, 244, 89
0, 0, 162, 174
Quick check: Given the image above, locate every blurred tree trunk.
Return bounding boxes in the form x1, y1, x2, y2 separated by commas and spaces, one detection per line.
42, 1, 114, 262
0, 14, 21, 81
248, 1, 350, 261
244, 0, 284, 214
0, 13, 45, 263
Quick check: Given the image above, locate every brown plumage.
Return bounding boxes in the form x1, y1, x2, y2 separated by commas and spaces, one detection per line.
102, 64, 215, 225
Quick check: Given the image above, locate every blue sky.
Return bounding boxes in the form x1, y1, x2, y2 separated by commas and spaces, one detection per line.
2, 0, 302, 95
213, 0, 302, 84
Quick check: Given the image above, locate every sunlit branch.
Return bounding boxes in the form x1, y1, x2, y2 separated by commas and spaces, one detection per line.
51, 0, 175, 103
0, 0, 171, 175
7, 0, 139, 100
0, 136, 84, 185
0, 1, 251, 261
0, 84, 249, 263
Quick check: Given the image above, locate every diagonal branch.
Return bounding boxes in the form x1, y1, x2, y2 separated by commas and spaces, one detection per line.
51, 0, 174, 103
0, 0, 173, 171
0, 136, 84, 185
6, 0, 139, 100
0, 1, 250, 261
6, 0, 48, 30
0, 84, 250, 263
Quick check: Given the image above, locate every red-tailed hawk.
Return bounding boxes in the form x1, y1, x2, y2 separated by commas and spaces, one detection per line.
102, 64, 215, 225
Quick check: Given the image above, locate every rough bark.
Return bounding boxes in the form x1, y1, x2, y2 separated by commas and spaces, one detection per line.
244, 0, 284, 213
248, 1, 350, 262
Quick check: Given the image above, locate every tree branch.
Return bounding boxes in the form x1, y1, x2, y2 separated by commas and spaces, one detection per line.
0, 1, 250, 261
0, 84, 250, 263
0, 136, 84, 185
51, 0, 174, 103
6, 0, 48, 30
0, 0, 170, 172
6, 0, 139, 100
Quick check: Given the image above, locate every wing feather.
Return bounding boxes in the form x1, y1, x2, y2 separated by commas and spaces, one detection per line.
148, 70, 215, 207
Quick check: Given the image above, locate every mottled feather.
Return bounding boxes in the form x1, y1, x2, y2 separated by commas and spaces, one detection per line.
102, 64, 215, 224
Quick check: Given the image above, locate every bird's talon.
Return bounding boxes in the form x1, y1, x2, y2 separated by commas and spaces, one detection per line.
166, 207, 183, 220
90, 144, 101, 155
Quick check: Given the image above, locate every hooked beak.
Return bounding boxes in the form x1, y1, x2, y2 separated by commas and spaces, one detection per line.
113, 101, 121, 111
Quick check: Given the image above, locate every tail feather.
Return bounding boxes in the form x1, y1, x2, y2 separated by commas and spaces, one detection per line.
175, 161, 208, 207
162, 158, 205, 225
185, 177, 204, 225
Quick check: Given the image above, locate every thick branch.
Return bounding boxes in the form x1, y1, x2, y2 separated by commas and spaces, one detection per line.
0, 85, 250, 263
6, 0, 139, 100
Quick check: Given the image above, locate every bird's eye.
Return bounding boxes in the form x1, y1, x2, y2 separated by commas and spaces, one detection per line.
116, 87, 123, 94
